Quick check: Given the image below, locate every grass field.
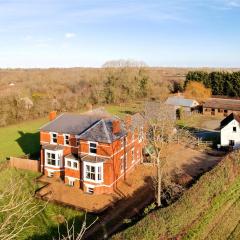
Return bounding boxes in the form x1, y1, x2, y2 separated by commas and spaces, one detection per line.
113, 151, 240, 240
0, 117, 47, 161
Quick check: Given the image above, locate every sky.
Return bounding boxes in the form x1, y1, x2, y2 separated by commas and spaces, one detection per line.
0, 0, 240, 68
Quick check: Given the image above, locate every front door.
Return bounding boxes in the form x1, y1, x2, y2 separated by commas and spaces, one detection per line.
229, 140, 235, 146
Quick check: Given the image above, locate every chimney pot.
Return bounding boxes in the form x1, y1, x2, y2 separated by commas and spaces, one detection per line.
49, 111, 57, 121
125, 115, 132, 129
112, 120, 121, 134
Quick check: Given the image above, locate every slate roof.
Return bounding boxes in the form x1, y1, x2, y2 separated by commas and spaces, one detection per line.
165, 96, 199, 108
40, 113, 103, 135
220, 113, 240, 129
40, 109, 128, 144
130, 113, 145, 130
203, 98, 240, 111
79, 118, 127, 143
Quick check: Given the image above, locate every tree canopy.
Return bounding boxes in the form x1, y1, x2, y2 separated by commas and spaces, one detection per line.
184, 71, 240, 97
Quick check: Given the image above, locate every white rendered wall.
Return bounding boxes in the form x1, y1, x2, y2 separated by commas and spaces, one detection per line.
221, 119, 240, 148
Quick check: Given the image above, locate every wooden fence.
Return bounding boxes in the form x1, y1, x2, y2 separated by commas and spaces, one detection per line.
9, 157, 40, 172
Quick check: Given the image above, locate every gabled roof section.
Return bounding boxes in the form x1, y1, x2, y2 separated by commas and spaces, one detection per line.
79, 118, 127, 143
220, 113, 240, 129
165, 96, 199, 108
130, 112, 145, 130
40, 113, 103, 135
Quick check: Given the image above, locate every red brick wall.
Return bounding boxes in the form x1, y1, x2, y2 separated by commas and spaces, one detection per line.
65, 168, 81, 179
40, 126, 144, 194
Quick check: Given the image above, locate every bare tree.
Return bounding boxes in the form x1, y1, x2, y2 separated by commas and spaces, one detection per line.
0, 171, 47, 240
144, 101, 176, 207
56, 213, 98, 240
102, 59, 148, 68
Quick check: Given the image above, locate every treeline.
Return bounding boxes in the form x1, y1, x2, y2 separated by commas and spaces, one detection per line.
0, 67, 178, 127
185, 71, 240, 97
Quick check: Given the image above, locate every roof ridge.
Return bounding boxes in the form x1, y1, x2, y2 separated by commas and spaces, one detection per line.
39, 113, 65, 130
102, 119, 112, 143
78, 119, 103, 137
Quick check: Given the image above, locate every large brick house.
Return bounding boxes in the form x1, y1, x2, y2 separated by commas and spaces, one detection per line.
39, 109, 145, 194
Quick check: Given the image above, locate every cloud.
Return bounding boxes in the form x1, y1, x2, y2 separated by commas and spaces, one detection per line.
65, 32, 76, 39
227, 1, 240, 7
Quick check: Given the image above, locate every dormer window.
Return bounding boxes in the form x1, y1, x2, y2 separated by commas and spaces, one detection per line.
89, 142, 97, 154
51, 133, 58, 144
64, 134, 70, 145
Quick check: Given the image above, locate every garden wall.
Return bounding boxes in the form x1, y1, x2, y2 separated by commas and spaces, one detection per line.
9, 157, 40, 172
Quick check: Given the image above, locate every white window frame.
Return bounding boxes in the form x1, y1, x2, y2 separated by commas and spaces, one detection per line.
85, 184, 95, 194
63, 134, 70, 146
120, 155, 124, 173
132, 131, 135, 143
125, 153, 128, 168
120, 137, 124, 149
131, 148, 135, 163
83, 162, 103, 183
89, 141, 97, 155
76, 136, 80, 147
45, 149, 63, 168
138, 127, 144, 142
136, 149, 140, 161
50, 132, 58, 144
69, 179, 74, 186
65, 158, 79, 170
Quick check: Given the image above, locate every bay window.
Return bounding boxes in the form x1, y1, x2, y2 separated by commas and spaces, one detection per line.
84, 162, 103, 182
45, 150, 62, 167
65, 159, 79, 170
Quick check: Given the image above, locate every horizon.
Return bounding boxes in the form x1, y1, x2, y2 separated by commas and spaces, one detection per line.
1, 0, 240, 68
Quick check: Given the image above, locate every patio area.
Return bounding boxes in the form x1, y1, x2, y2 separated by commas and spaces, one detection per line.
35, 164, 156, 213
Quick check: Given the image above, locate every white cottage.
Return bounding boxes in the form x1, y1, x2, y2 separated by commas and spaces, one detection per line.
220, 113, 240, 148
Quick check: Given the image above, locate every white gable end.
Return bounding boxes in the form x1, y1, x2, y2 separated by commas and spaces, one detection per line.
221, 119, 240, 148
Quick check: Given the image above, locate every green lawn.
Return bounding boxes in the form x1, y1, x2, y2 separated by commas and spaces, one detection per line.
0, 117, 48, 161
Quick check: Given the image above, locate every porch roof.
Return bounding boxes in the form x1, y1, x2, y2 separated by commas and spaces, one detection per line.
80, 154, 108, 163
65, 153, 79, 160
42, 144, 64, 151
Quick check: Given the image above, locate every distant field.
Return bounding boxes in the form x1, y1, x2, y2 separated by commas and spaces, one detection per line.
0, 103, 140, 161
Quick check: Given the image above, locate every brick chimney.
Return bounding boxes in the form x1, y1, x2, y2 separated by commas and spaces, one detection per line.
125, 115, 132, 129
49, 111, 57, 121
112, 120, 121, 134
